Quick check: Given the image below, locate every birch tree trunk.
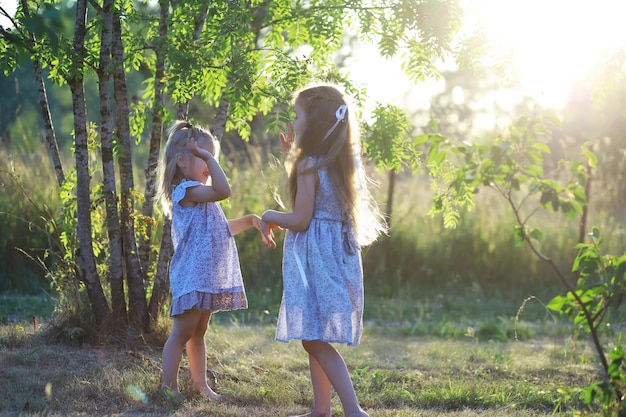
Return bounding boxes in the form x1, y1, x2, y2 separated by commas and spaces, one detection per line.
70, 0, 110, 332
19, 0, 64, 187
97, 0, 126, 327
211, 2, 268, 141
212, 97, 230, 141
146, 0, 171, 327
112, 11, 148, 331
139, 0, 169, 277
148, 217, 172, 325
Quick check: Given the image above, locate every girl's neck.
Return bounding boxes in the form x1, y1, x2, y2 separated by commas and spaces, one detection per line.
172, 173, 184, 186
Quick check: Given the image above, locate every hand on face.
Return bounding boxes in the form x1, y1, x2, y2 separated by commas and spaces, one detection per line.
279, 122, 295, 155
186, 137, 213, 161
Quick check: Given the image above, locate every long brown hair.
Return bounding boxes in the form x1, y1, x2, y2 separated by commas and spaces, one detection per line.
288, 83, 386, 245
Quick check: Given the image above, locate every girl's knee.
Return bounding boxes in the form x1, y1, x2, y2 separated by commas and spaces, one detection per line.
302, 339, 324, 353
169, 330, 193, 346
194, 323, 208, 337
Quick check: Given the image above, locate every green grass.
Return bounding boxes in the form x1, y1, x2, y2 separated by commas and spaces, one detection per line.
0, 293, 56, 325
0, 322, 601, 416
0, 289, 617, 416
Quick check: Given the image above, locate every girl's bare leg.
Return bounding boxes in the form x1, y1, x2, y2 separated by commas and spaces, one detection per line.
161, 309, 203, 394
186, 311, 221, 400
289, 348, 332, 417
299, 340, 369, 417
289, 352, 333, 417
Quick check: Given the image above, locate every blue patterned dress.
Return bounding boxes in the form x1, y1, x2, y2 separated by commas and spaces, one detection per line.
276, 159, 363, 346
169, 180, 247, 316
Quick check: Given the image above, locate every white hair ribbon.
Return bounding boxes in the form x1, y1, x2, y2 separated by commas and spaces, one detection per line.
322, 104, 348, 141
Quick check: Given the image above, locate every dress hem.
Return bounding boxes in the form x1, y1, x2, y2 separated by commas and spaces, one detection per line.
275, 336, 360, 347
170, 290, 247, 317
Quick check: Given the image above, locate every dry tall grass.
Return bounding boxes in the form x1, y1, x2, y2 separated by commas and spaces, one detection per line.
1, 320, 601, 416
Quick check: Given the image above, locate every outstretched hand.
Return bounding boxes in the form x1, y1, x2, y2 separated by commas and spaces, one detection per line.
251, 215, 282, 249
279, 123, 295, 155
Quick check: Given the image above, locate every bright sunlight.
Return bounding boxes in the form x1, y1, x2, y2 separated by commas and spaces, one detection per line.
348, 0, 626, 113
470, 0, 626, 108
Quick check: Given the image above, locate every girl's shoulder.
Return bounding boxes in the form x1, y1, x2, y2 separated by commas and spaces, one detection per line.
172, 180, 203, 205
296, 156, 319, 173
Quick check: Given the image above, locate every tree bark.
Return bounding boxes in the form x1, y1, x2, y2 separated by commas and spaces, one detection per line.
148, 217, 172, 326
213, 97, 230, 141
112, 10, 148, 331
19, 0, 65, 187
98, 0, 126, 328
70, 0, 110, 333
145, 0, 170, 328
578, 163, 592, 245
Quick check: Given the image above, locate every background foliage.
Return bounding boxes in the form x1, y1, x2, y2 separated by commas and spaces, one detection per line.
0, 0, 624, 297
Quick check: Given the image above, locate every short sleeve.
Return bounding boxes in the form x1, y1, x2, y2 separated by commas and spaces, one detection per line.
171, 180, 202, 206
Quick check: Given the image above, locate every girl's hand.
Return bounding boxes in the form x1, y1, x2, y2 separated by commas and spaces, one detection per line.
252, 215, 281, 248
186, 137, 213, 161
279, 123, 295, 155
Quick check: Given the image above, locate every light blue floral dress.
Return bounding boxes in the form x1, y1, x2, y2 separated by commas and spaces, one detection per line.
276, 159, 363, 346
169, 180, 247, 316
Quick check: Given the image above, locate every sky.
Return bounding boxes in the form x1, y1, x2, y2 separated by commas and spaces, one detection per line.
0, 0, 16, 27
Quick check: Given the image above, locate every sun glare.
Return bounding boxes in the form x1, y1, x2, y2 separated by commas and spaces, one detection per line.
471, 0, 626, 108
0, 1, 17, 28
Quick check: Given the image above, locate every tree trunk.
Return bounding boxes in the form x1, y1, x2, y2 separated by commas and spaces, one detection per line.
212, 2, 269, 142
112, 11, 148, 331
578, 163, 592, 245
145, 0, 170, 329
148, 217, 172, 326
19, 0, 65, 187
70, 0, 110, 333
213, 97, 230, 141
139, 0, 170, 276
98, 0, 126, 328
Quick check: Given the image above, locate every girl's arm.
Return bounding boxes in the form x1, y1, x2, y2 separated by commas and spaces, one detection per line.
228, 214, 257, 236
184, 137, 231, 203
262, 158, 316, 232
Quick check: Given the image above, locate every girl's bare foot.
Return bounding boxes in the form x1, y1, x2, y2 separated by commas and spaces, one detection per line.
346, 411, 369, 417
196, 386, 222, 401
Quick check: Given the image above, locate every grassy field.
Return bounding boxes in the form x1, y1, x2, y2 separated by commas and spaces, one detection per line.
0, 290, 613, 417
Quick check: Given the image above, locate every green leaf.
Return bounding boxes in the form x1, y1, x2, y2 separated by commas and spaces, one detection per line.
531, 142, 551, 154
413, 134, 430, 147
546, 295, 567, 312
525, 164, 544, 178
582, 149, 598, 170
529, 228, 543, 242
513, 225, 526, 246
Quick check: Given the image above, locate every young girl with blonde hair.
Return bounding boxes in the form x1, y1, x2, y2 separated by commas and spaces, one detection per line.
157, 120, 275, 399
262, 83, 386, 417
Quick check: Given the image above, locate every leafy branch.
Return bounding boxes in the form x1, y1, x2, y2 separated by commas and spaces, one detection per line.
428, 114, 626, 413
